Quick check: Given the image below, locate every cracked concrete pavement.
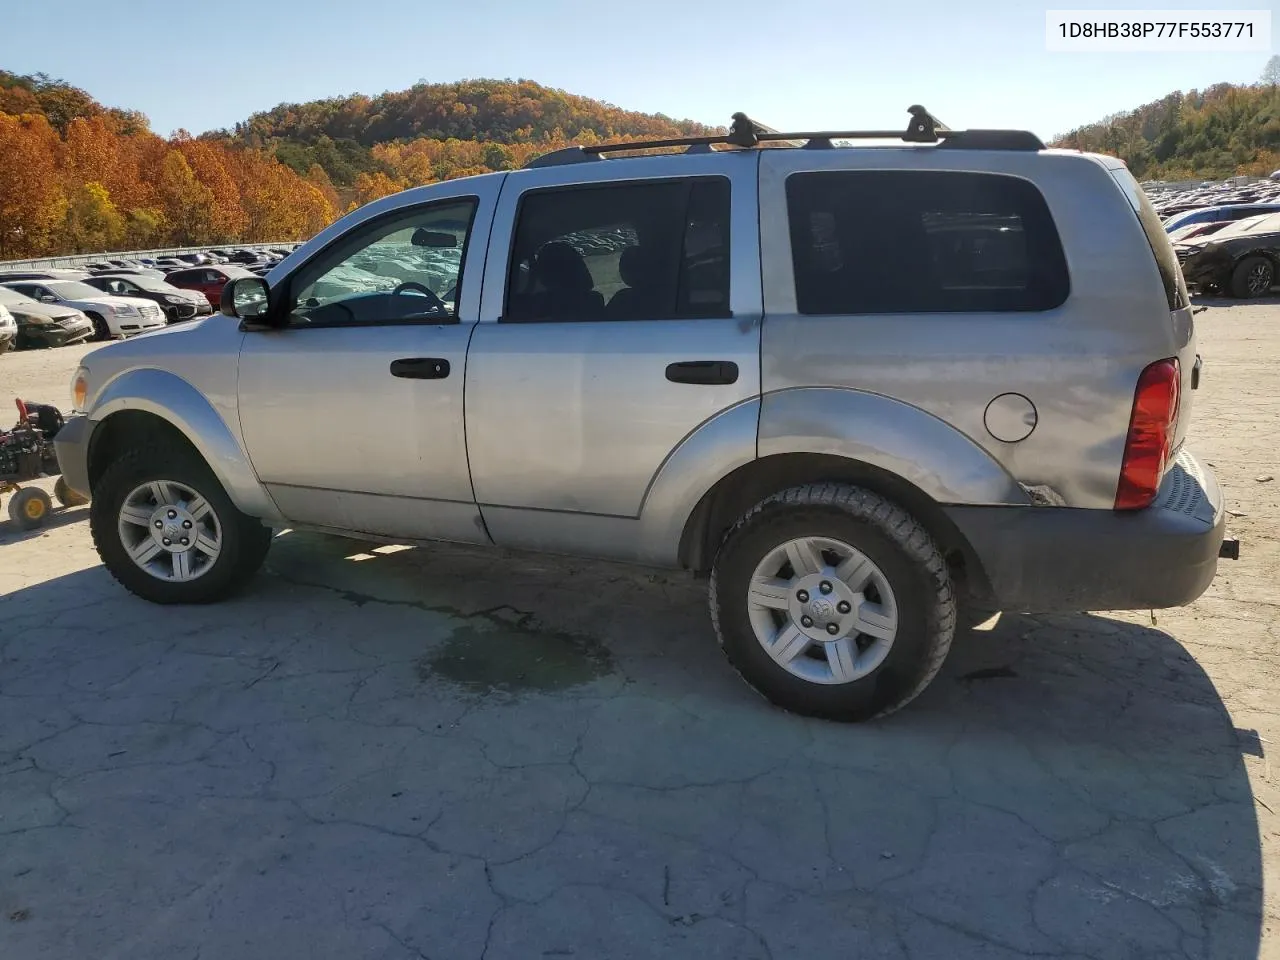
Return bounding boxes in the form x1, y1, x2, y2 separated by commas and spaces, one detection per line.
1, 299, 1277, 959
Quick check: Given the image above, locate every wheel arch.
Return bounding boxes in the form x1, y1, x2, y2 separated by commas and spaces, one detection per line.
86, 369, 280, 520
678, 452, 996, 605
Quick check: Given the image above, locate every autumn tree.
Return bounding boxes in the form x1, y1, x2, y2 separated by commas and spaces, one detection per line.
305, 163, 342, 212
64, 181, 124, 252
351, 170, 408, 207
0, 113, 66, 257
175, 138, 248, 240
157, 150, 217, 245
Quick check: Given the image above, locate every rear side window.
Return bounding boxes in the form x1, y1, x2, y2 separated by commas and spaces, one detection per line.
786, 170, 1070, 315
1108, 167, 1188, 310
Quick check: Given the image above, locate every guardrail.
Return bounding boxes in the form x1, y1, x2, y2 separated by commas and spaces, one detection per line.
0, 243, 296, 272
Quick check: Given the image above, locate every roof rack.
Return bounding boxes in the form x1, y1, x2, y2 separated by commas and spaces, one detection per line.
523, 106, 1045, 169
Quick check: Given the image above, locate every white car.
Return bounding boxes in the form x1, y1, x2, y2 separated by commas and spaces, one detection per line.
0, 303, 16, 353
0, 279, 166, 340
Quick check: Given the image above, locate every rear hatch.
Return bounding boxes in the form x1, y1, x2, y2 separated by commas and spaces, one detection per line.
1107, 165, 1196, 456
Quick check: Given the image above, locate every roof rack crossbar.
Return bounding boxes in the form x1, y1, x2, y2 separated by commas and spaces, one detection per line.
522, 107, 1042, 168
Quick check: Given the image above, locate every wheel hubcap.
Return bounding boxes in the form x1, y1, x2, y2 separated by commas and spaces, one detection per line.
746, 536, 898, 685
117, 480, 221, 582
1248, 263, 1272, 295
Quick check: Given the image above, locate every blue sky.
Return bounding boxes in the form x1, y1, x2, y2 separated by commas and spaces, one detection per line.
5, 0, 1275, 141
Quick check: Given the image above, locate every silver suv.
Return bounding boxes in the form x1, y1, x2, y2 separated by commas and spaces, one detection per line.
55, 109, 1233, 721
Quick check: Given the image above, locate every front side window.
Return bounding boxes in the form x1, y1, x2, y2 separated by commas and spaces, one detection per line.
786, 170, 1070, 315
504, 177, 731, 323
288, 198, 477, 327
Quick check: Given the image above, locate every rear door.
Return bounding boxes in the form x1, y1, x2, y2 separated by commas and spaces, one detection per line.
464, 153, 762, 560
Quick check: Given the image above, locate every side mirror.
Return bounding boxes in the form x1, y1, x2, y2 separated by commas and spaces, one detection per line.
221, 276, 273, 323
40, 295, 57, 303
411, 228, 457, 248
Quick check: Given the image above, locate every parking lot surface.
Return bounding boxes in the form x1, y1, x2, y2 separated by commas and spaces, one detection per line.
1, 304, 1278, 959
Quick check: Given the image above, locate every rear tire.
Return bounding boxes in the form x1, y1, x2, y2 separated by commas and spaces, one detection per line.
86, 311, 112, 341
1230, 256, 1275, 299
709, 483, 955, 722
89, 444, 272, 604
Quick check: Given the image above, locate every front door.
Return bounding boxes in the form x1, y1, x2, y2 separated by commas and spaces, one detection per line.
465, 155, 762, 561
237, 187, 497, 543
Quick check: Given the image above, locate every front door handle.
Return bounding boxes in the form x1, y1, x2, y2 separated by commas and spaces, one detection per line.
665, 360, 739, 385
390, 357, 450, 379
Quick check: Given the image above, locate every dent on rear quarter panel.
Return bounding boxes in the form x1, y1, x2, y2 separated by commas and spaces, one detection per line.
757, 387, 1029, 505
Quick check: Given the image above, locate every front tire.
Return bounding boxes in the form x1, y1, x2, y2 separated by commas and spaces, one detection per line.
1231, 256, 1275, 299
710, 484, 955, 722
89, 444, 272, 603
86, 312, 112, 341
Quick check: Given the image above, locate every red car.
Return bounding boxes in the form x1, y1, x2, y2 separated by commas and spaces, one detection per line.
164, 265, 258, 308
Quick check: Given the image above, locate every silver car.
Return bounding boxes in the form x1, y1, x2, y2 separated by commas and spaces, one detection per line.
54, 109, 1232, 721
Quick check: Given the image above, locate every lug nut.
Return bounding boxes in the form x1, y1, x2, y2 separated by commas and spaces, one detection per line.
796, 589, 809, 603
180, 538, 189, 546
800, 616, 814, 628
154, 520, 163, 528
162, 538, 171, 546
826, 623, 840, 636
182, 520, 192, 529
819, 581, 833, 594
167, 510, 177, 519
837, 600, 851, 614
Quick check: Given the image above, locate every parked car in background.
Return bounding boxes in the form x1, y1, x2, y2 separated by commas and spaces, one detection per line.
0, 279, 166, 340
165, 265, 258, 306
0, 269, 92, 283
1163, 203, 1280, 234
82, 274, 213, 322
1179, 212, 1280, 298
153, 257, 187, 270
0, 286, 93, 348
0, 304, 16, 353
87, 265, 168, 281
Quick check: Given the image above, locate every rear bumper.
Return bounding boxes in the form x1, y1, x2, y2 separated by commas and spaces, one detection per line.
53, 414, 92, 500
945, 449, 1226, 613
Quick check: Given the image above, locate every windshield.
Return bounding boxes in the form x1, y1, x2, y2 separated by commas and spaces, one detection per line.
45, 280, 112, 299
0, 287, 38, 306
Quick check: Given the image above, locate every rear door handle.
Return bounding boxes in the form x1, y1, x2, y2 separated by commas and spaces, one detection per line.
665, 360, 739, 385
390, 357, 450, 379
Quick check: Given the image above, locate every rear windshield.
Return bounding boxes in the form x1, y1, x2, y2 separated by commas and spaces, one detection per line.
1108, 167, 1188, 310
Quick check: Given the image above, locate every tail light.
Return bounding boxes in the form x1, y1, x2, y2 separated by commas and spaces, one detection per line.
1115, 358, 1180, 510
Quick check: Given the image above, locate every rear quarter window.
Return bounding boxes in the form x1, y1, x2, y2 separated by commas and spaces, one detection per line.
1107, 167, 1189, 310
786, 170, 1070, 315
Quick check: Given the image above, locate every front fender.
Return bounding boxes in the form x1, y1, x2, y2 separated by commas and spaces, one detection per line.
758, 387, 1030, 506
89, 368, 280, 520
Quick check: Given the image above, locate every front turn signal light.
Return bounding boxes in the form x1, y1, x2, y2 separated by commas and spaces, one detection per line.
72, 370, 88, 412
